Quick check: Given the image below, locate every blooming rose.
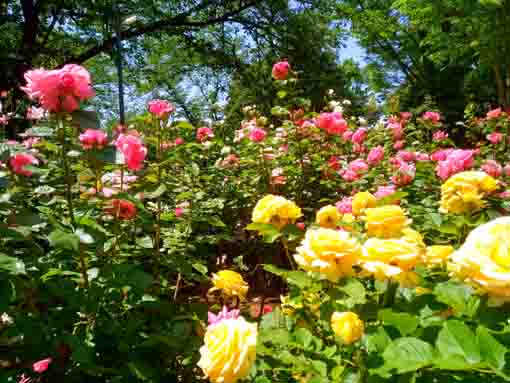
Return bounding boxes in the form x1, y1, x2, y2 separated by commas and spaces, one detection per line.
10, 153, 38, 176
387, 118, 404, 140
272, 60, 290, 80
336, 197, 353, 214
331, 312, 364, 344
208, 306, 240, 326
21, 64, 95, 112
433, 130, 449, 141
425, 245, 454, 268
448, 217, 510, 301
342, 169, 359, 182
397, 150, 415, 162
487, 132, 504, 144
486, 107, 502, 119
439, 171, 498, 214
481, 160, 503, 178
175, 137, 184, 145
209, 270, 248, 299
316, 112, 347, 135
33, 358, 52, 373
79, 129, 108, 150
351, 127, 368, 144
251, 195, 302, 228
364, 205, 411, 238
436, 149, 476, 180
348, 158, 369, 174
294, 228, 361, 282
105, 199, 137, 220
315, 205, 341, 228
422, 111, 441, 124
342, 130, 354, 141
147, 99, 174, 118
115, 133, 147, 171
198, 316, 257, 383
352, 192, 377, 216
374, 185, 397, 199
393, 140, 405, 149
367, 146, 384, 166
197, 127, 214, 142
248, 127, 267, 142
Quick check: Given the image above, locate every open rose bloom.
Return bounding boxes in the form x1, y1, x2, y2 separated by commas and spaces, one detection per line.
21, 64, 95, 112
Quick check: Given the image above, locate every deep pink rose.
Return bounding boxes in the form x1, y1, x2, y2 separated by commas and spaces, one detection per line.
430, 149, 454, 161
148, 99, 175, 118
336, 197, 353, 214
115, 133, 147, 171
33, 358, 52, 373
393, 140, 405, 150
397, 150, 415, 162
400, 112, 412, 121
342, 130, 353, 141
367, 146, 384, 166
196, 127, 214, 142
351, 127, 368, 144
348, 158, 369, 174
391, 161, 415, 186
248, 127, 267, 142
422, 111, 441, 124
316, 112, 347, 135
79, 129, 108, 150
436, 149, 476, 180
481, 160, 502, 178
174, 137, 184, 145
10, 153, 38, 176
433, 130, 448, 141
342, 169, 359, 182
272, 61, 290, 80
486, 108, 502, 119
415, 152, 430, 161
487, 132, 504, 144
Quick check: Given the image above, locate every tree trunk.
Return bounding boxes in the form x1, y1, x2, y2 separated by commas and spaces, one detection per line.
493, 64, 506, 106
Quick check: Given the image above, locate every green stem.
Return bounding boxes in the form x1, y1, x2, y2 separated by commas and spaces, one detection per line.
79, 244, 89, 289
57, 115, 75, 226
154, 118, 162, 285
281, 236, 295, 270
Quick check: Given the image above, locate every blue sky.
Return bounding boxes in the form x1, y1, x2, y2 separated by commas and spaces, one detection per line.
338, 36, 366, 64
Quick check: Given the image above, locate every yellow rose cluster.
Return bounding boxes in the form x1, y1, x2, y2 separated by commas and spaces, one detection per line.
449, 216, 510, 301
294, 228, 361, 282
198, 316, 257, 383
315, 205, 341, 228
252, 194, 302, 228
209, 270, 249, 300
331, 311, 364, 344
364, 205, 411, 238
439, 171, 497, 214
352, 192, 376, 216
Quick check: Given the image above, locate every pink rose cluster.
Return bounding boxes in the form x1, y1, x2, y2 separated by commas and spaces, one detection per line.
336, 197, 353, 214
433, 130, 448, 141
422, 111, 441, 124
367, 146, 384, 166
10, 153, 39, 176
21, 64, 95, 112
235, 119, 267, 143
79, 129, 108, 150
342, 158, 369, 182
115, 132, 147, 171
433, 148, 477, 180
148, 99, 175, 119
316, 112, 348, 135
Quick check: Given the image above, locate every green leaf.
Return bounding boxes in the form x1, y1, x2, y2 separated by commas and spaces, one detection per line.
48, 230, 80, 252
192, 262, 208, 275
136, 236, 154, 249
263, 264, 312, 288
377, 191, 408, 206
476, 326, 507, 370
295, 327, 313, 350
382, 338, 434, 373
433, 282, 480, 317
378, 309, 419, 335
0, 253, 25, 274
436, 320, 481, 365
311, 360, 328, 377
339, 278, 366, 308
144, 184, 167, 199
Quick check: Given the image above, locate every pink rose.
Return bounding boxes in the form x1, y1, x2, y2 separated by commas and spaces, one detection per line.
504, 164, 510, 177
26, 106, 45, 120
352, 144, 365, 154
196, 127, 214, 142
21, 64, 95, 112
481, 160, 502, 178
436, 149, 476, 180
175, 207, 184, 217
422, 111, 441, 124
486, 108, 502, 119
430, 149, 454, 161
316, 112, 347, 135
174, 137, 184, 145
387, 118, 404, 140
400, 112, 412, 121
10, 153, 38, 176
374, 184, 397, 199
487, 132, 504, 144
367, 146, 384, 166
351, 127, 368, 144
415, 152, 430, 161
433, 130, 448, 141
336, 197, 353, 214
391, 161, 415, 186
342, 130, 354, 141
342, 169, 360, 182
296, 222, 306, 231
393, 140, 405, 150
208, 306, 240, 326
272, 60, 290, 80
33, 358, 52, 374
79, 129, 108, 150
248, 127, 267, 142
348, 158, 369, 174
497, 191, 510, 199
397, 150, 415, 162
22, 137, 40, 149
115, 133, 147, 171
0, 115, 9, 126
148, 99, 175, 119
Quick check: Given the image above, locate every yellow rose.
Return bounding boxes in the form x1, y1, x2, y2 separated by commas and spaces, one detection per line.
425, 245, 454, 268
439, 171, 498, 214
209, 270, 248, 299
360, 236, 424, 286
449, 217, 510, 301
294, 228, 360, 282
252, 194, 302, 228
352, 192, 377, 216
331, 311, 364, 344
198, 317, 257, 383
364, 205, 411, 238
315, 205, 341, 228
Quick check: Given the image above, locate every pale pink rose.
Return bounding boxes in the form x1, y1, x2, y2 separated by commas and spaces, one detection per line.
316, 112, 347, 135
271, 168, 286, 185
196, 127, 214, 142
504, 164, 510, 177
436, 149, 476, 180
220, 154, 240, 168
147, 99, 174, 118
26, 106, 46, 120
422, 111, 441, 124
0, 115, 9, 125
481, 160, 502, 178
22, 137, 40, 149
433, 130, 448, 141
391, 161, 415, 186
393, 140, 405, 150
79, 129, 108, 150
351, 127, 368, 144
10, 153, 38, 176
21, 64, 95, 112
387, 118, 404, 140
415, 152, 430, 161
336, 197, 353, 214
33, 358, 52, 373
115, 133, 147, 171
208, 306, 240, 326
342, 130, 354, 141
248, 127, 267, 142
367, 146, 384, 166
278, 144, 289, 153
348, 158, 369, 174
352, 143, 365, 153
272, 60, 290, 80
342, 169, 360, 182
400, 112, 412, 121
397, 150, 415, 162
374, 185, 397, 199
497, 191, 510, 199
486, 108, 502, 119
487, 132, 504, 144
174, 137, 184, 145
